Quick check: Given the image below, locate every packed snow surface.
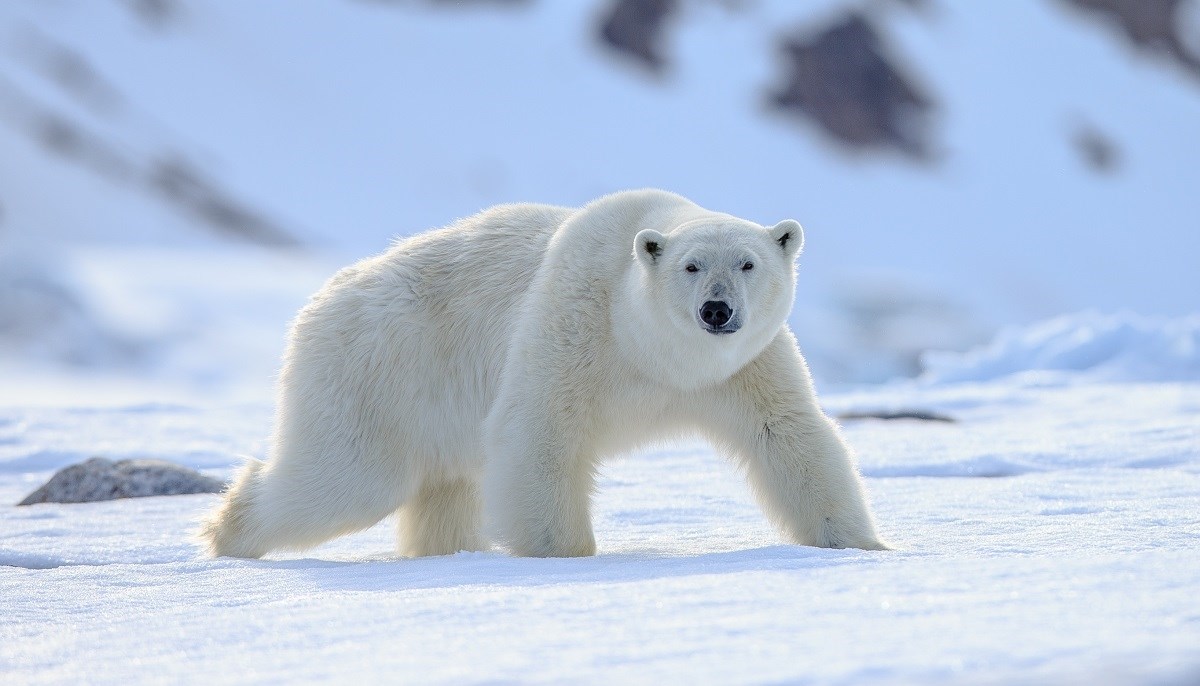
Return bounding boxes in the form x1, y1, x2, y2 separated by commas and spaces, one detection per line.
3, 366, 1199, 684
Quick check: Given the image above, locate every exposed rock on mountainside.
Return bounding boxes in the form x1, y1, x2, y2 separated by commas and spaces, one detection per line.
1058, 0, 1200, 80
596, 0, 678, 73
1072, 120, 1121, 172
150, 158, 298, 248
121, 0, 185, 29
0, 25, 297, 247
767, 12, 936, 159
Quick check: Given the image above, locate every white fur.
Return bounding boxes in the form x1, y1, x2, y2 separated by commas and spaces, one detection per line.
198, 189, 888, 559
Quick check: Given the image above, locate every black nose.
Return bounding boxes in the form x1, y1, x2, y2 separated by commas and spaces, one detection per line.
700, 300, 732, 328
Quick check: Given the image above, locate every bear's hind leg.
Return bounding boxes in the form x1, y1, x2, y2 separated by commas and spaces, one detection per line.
199, 456, 409, 558
396, 474, 486, 557
198, 459, 272, 558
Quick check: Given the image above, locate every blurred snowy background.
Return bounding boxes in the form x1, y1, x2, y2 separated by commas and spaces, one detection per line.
2, 0, 1196, 402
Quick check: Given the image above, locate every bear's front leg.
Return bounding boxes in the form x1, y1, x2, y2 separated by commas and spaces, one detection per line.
483, 398, 598, 558
702, 330, 890, 551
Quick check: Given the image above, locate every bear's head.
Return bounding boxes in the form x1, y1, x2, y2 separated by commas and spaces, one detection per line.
620, 215, 804, 389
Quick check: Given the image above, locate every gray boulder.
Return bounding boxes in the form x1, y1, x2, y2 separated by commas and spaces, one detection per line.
17, 457, 225, 506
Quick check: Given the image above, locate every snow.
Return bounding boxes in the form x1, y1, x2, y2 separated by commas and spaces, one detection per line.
0, 246, 333, 402
2, 0, 1200, 682
921, 311, 1200, 385
3, 368, 1200, 683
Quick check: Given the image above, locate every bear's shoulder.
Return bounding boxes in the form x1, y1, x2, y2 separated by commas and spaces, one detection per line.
543, 189, 705, 263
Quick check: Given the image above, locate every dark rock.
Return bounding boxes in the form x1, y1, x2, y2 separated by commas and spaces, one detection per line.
891, 0, 934, 10
149, 157, 299, 248
596, 0, 679, 73
354, 0, 530, 6
838, 410, 956, 423
17, 27, 125, 116
1058, 0, 1200, 81
27, 111, 138, 182
122, 0, 185, 29
424, 0, 530, 4
1072, 121, 1121, 172
17, 457, 225, 506
767, 12, 936, 159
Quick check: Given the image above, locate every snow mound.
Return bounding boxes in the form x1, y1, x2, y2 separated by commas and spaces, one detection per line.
920, 311, 1200, 384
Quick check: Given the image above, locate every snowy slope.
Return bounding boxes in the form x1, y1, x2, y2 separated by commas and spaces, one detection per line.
3, 374, 1199, 684
1, 0, 1198, 387
0, 247, 334, 402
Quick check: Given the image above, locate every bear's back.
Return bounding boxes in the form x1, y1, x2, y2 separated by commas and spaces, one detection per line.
395, 202, 575, 317
393, 203, 576, 421
279, 202, 576, 464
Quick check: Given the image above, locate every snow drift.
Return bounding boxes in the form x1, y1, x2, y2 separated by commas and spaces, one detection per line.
920, 311, 1200, 384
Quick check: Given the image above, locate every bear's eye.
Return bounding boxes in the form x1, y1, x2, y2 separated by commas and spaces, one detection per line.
685, 264, 699, 273
742, 262, 754, 271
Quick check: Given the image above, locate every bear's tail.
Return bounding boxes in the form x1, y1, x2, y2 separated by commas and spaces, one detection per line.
196, 457, 271, 558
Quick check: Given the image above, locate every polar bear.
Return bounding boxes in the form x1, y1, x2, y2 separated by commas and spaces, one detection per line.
199, 189, 887, 558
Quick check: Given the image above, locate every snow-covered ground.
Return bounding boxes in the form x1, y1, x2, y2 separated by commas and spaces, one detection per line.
3, 315, 1200, 684
2, 1, 1199, 683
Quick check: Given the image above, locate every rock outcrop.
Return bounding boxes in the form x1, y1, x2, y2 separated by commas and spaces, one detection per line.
18, 457, 225, 506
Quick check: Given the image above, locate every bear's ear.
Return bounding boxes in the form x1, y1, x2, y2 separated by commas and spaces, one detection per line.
634, 229, 666, 267
770, 219, 804, 260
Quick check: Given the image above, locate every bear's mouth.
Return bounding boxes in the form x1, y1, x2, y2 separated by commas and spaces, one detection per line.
702, 322, 740, 335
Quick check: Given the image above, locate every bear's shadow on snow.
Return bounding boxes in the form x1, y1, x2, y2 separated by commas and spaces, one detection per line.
256, 545, 889, 593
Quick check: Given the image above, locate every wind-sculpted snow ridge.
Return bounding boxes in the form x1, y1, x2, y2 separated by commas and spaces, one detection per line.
919, 311, 1200, 385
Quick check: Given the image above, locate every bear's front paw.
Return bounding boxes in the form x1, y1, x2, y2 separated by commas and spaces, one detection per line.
509, 527, 597, 558
839, 537, 892, 551
809, 514, 891, 551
